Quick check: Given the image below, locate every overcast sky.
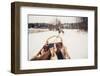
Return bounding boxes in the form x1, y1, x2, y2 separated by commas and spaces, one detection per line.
28, 15, 84, 24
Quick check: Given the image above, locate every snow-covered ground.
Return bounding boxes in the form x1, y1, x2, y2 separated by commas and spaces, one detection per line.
28, 29, 88, 60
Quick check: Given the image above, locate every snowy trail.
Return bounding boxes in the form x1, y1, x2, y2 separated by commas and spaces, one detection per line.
29, 29, 88, 60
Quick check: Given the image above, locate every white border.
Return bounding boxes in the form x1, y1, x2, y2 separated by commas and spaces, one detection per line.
20, 7, 95, 70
